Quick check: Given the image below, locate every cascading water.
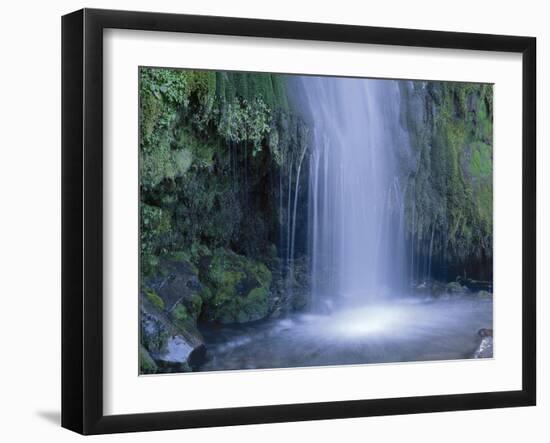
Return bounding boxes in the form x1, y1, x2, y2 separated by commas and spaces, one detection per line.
303, 76, 410, 306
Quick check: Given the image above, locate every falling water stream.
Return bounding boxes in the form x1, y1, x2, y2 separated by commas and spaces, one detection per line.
198, 76, 493, 372
306, 76, 409, 305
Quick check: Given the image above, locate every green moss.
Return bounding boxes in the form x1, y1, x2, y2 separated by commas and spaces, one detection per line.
187, 71, 216, 102
172, 149, 193, 175
144, 288, 165, 311
214, 71, 287, 109
172, 303, 190, 322
165, 250, 202, 275
470, 142, 492, 177
138, 66, 306, 292
140, 92, 162, 142
252, 262, 272, 287
140, 204, 172, 276
173, 127, 216, 168
217, 97, 272, 156
200, 249, 272, 324
190, 293, 203, 317
200, 286, 213, 303
139, 345, 158, 374
403, 81, 493, 269
245, 286, 269, 317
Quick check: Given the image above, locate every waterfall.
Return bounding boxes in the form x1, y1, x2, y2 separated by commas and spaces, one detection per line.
302, 76, 411, 305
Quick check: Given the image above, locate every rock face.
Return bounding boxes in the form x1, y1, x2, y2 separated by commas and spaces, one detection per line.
139, 292, 206, 373
199, 249, 273, 324
400, 81, 493, 282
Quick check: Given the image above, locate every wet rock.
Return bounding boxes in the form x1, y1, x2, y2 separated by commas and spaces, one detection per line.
139, 293, 206, 372
416, 281, 429, 290
199, 249, 272, 324
291, 288, 310, 311
268, 255, 311, 316
154, 335, 206, 372
477, 290, 492, 298
429, 280, 447, 295
478, 328, 493, 337
445, 281, 468, 294
474, 328, 493, 358
148, 259, 203, 319
411, 279, 448, 298
456, 276, 492, 292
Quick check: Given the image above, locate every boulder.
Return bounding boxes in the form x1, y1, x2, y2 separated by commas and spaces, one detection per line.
199, 249, 272, 324
445, 281, 467, 294
139, 293, 206, 373
148, 259, 203, 320
456, 276, 492, 292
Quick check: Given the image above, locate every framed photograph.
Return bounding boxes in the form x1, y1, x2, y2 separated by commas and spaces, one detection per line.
62, 8, 536, 435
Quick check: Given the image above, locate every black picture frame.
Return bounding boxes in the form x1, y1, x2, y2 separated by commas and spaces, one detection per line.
61, 8, 536, 435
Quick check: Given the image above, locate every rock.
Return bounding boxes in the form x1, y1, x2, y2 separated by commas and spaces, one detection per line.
478, 328, 493, 338
474, 328, 493, 358
416, 281, 428, 290
445, 281, 467, 294
155, 335, 205, 372
477, 290, 492, 298
139, 293, 206, 372
291, 288, 310, 311
456, 276, 492, 292
148, 259, 203, 320
139, 344, 158, 374
267, 255, 311, 316
199, 249, 272, 324
429, 280, 447, 294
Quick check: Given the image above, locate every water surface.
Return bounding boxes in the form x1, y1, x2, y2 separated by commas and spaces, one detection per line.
198, 295, 493, 372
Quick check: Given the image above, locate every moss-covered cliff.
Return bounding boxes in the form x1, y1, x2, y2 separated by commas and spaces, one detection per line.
138, 67, 311, 373
401, 81, 493, 282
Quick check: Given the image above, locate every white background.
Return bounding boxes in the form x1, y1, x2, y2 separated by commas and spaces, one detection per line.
0, 0, 546, 441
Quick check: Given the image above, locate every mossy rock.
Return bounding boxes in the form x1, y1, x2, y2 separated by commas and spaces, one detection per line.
139, 293, 206, 372
170, 295, 203, 330
145, 259, 203, 325
172, 303, 191, 322
140, 303, 169, 354
199, 249, 272, 324
446, 281, 466, 294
